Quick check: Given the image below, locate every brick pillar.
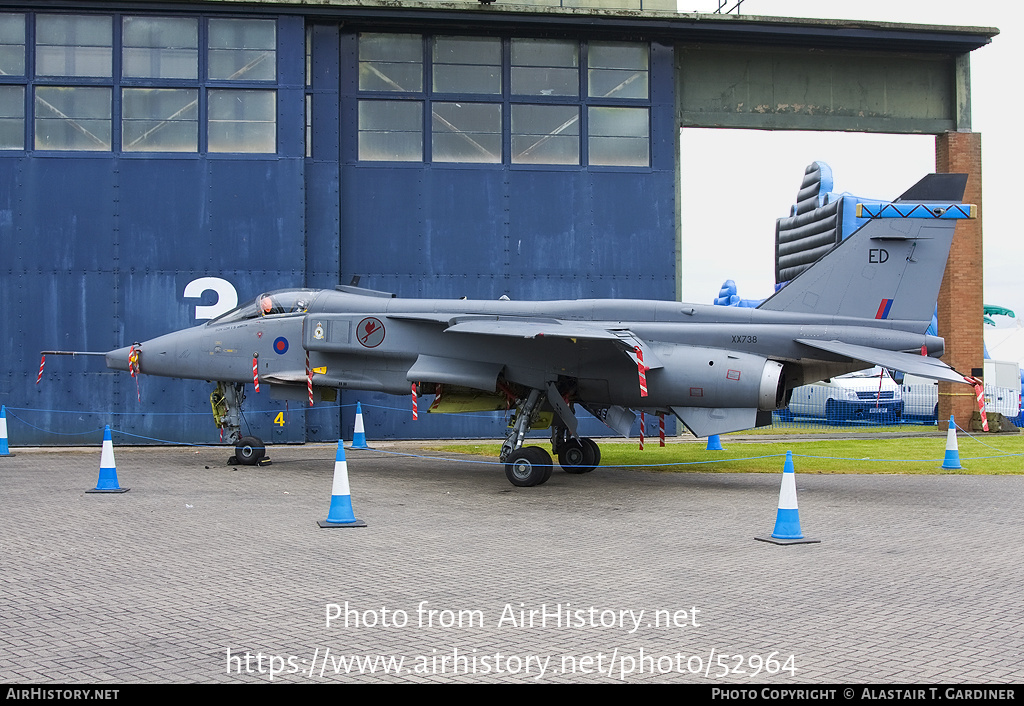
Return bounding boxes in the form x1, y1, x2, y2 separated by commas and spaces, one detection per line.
935, 132, 983, 431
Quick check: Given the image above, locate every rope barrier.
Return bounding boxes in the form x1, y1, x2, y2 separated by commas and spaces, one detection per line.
952, 420, 1010, 452
2, 403, 1021, 464
362, 446, 791, 469
2, 401, 518, 421
357, 447, 1024, 469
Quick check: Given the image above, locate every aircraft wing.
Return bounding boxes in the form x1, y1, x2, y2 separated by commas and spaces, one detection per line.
444, 316, 621, 341
378, 313, 663, 397
441, 317, 664, 369
386, 313, 625, 341
795, 339, 967, 384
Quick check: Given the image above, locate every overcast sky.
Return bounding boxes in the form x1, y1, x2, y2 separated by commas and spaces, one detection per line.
678, 1, 1024, 363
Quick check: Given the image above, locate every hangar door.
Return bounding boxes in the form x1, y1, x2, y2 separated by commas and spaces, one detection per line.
304, 25, 680, 440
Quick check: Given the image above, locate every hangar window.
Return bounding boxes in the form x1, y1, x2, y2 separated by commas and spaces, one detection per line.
208, 18, 276, 82
122, 16, 198, 80
355, 33, 650, 168
433, 36, 501, 95
0, 14, 25, 150
34, 86, 111, 150
358, 99, 422, 162
0, 86, 23, 150
511, 104, 579, 165
511, 39, 579, 98
588, 106, 649, 167
123, 88, 198, 152
208, 89, 276, 153
588, 42, 648, 100
359, 33, 422, 93
586, 43, 649, 166
0, 13, 25, 76
36, 15, 112, 78
432, 101, 501, 163
198, 18, 277, 153
11, 12, 281, 154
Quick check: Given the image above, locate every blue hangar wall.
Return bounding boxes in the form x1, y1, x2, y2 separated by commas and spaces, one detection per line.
0, 8, 677, 445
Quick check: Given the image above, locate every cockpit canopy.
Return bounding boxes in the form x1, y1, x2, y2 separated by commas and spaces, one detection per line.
210, 289, 318, 325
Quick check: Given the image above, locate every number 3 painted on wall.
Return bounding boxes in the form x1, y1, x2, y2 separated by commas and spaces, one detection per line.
183, 277, 239, 321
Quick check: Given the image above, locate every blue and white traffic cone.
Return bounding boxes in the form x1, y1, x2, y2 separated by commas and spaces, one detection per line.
756, 451, 818, 545
350, 402, 371, 450
941, 415, 963, 470
318, 440, 366, 528
706, 434, 724, 451
87, 425, 129, 493
0, 405, 13, 457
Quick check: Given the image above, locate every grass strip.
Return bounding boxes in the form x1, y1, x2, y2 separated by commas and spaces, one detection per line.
432, 435, 1024, 474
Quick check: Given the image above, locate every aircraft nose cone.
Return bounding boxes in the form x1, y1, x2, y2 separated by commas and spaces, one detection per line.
105, 346, 133, 372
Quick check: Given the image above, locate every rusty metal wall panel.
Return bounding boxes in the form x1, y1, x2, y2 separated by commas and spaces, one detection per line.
677, 44, 958, 133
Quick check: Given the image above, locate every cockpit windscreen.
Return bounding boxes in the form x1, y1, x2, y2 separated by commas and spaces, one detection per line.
209, 289, 317, 325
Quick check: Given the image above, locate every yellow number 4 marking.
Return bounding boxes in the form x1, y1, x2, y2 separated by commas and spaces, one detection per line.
274, 412, 285, 427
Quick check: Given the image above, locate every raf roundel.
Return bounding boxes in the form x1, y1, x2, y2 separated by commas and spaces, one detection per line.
273, 337, 289, 355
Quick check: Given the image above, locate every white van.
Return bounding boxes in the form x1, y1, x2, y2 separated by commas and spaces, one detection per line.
900, 359, 1021, 422
786, 367, 903, 423
901, 375, 939, 421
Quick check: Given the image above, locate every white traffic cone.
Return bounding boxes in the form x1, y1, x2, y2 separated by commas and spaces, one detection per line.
941, 415, 963, 469
87, 425, 129, 493
756, 451, 818, 545
350, 401, 370, 449
318, 440, 366, 528
0, 405, 13, 457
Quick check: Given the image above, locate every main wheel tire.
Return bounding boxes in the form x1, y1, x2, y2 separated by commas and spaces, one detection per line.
558, 438, 597, 474
235, 436, 266, 466
505, 446, 553, 487
581, 438, 601, 471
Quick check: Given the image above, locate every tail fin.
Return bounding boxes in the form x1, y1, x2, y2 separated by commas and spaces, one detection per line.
758, 174, 970, 329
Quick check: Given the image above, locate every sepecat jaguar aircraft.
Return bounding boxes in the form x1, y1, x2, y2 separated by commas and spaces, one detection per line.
93, 173, 974, 486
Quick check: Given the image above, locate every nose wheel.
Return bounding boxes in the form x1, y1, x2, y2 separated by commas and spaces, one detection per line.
233, 435, 268, 466
213, 382, 272, 466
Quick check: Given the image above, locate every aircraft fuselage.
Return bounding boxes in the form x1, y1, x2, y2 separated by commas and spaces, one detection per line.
107, 289, 943, 415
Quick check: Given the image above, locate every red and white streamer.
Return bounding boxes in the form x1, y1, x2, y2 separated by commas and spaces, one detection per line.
411, 383, 418, 421
252, 354, 260, 393
634, 346, 648, 398
128, 346, 141, 401
659, 412, 665, 447
36, 354, 45, 385
965, 376, 989, 432
306, 352, 313, 407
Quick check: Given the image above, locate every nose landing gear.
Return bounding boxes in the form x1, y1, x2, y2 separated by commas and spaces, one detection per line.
211, 382, 271, 466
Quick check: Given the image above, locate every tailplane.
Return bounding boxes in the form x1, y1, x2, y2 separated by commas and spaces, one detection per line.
758, 173, 972, 330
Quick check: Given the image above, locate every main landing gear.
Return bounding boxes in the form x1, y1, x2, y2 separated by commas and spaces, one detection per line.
500, 387, 601, 487
211, 382, 270, 466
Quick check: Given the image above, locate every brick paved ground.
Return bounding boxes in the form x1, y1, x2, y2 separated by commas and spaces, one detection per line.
1, 442, 1021, 683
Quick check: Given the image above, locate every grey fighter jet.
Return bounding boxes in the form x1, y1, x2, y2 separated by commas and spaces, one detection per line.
100, 173, 974, 486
